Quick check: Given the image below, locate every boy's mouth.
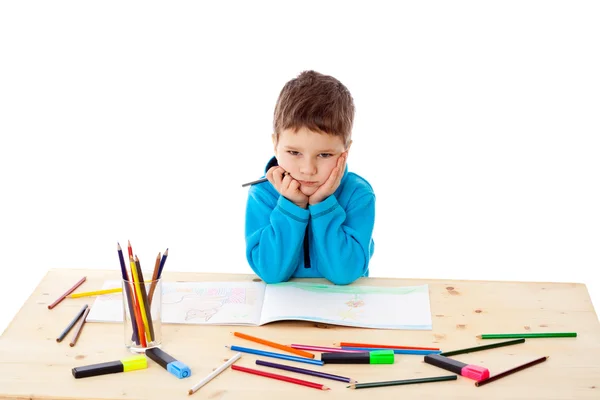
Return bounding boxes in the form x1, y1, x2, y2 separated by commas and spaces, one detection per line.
299, 180, 319, 187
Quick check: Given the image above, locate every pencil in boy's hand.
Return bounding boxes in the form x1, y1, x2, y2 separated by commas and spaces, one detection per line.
231, 365, 330, 390
241, 177, 268, 187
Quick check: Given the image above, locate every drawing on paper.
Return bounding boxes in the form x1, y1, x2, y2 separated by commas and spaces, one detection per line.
163, 286, 252, 322
338, 294, 366, 320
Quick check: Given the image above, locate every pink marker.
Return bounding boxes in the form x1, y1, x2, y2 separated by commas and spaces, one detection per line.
291, 344, 366, 353
424, 354, 490, 381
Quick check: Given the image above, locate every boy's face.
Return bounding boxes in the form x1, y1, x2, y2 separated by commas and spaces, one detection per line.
273, 126, 350, 197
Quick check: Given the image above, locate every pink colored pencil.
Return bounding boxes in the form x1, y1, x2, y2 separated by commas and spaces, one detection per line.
48, 276, 86, 309
291, 344, 366, 353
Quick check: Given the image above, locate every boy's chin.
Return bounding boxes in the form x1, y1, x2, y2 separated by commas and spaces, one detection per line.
300, 187, 319, 197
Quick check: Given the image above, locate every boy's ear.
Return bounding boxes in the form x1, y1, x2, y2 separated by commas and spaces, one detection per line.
345, 139, 353, 152
272, 133, 278, 154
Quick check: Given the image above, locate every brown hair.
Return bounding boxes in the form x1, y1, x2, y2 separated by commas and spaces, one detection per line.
273, 70, 354, 147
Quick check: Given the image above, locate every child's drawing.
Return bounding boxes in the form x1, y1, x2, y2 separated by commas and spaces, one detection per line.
338, 294, 366, 320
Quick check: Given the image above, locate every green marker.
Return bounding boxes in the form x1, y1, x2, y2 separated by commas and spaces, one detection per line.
321, 349, 394, 364
477, 332, 577, 339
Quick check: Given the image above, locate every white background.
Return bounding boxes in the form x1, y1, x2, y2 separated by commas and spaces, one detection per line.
1, 1, 599, 334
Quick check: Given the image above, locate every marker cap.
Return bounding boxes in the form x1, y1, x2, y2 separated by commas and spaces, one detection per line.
462, 364, 490, 381
370, 350, 395, 364
122, 355, 148, 372
167, 361, 191, 379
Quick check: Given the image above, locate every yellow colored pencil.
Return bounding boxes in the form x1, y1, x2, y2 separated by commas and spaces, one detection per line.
129, 255, 151, 342
69, 288, 122, 298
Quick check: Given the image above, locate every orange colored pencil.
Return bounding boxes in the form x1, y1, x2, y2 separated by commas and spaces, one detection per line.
234, 332, 315, 359
231, 365, 329, 390
337, 342, 440, 351
48, 276, 86, 309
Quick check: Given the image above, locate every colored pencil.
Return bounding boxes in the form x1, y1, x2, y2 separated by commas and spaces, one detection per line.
348, 375, 457, 389
128, 254, 147, 347
231, 365, 329, 390
337, 342, 440, 351
188, 353, 242, 395
118, 242, 140, 345
69, 307, 91, 347
477, 333, 576, 339
69, 287, 122, 298
226, 345, 323, 366
47, 276, 86, 309
157, 248, 169, 279
440, 339, 525, 357
475, 356, 549, 387
234, 332, 315, 359
56, 304, 88, 342
147, 251, 162, 305
134, 255, 155, 342
291, 344, 365, 353
341, 346, 440, 355
241, 177, 268, 187
256, 360, 355, 383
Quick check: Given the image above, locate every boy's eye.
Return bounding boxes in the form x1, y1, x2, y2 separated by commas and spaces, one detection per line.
319, 153, 333, 158
287, 150, 300, 156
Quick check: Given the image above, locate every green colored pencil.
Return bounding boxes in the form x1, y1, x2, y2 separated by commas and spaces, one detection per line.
440, 338, 525, 357
347, 375, 457, 389
477, 333, 577, 339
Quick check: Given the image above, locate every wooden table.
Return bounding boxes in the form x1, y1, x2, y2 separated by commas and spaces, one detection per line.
1, 269, 599, 399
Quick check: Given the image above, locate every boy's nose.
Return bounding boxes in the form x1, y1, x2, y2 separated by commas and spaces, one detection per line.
300, 160, 317, 175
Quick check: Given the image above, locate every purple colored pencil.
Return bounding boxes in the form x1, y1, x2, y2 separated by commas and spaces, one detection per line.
256, 360, 355, 383
291, 344, 365, 353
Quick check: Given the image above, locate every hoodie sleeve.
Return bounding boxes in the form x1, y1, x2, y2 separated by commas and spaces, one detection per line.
245, 184, 309, 283
308, 188, 375, 285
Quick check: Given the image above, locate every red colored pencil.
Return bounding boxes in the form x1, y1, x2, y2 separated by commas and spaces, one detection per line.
231, 365, 329, 390
48, 276, 87, 309
337, 342, 440, 351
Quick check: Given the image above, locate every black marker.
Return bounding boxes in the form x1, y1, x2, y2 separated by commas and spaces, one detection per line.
146, 347, 191, 379
424, 354, 490, 381
72, 355, 147, 378
321, 350, 394, 364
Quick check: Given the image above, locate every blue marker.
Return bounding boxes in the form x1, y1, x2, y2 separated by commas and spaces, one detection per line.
145, 348, 191, 379
341, 346, 441, 355
227, 345, 324, 366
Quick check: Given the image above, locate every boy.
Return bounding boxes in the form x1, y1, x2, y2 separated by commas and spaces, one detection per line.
244, 70, 375, 285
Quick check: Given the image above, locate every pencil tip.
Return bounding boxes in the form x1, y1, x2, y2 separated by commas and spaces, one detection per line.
476, 335, 482, 339
188, 390, 193, 395
69, 343, 75, 347
323, 386, 330, 391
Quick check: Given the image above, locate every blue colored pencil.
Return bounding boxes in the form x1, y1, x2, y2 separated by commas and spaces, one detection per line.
157, 248, 169, 278
341, 347, 441, 355
226, 345, 324, 366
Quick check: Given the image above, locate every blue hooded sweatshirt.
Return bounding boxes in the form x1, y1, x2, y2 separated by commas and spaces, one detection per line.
244, 157, 375, 285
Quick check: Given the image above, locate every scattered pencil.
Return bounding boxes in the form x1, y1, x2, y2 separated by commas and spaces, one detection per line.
232, 365, 330, 390
440, 338, 525, 357
477, 333, 576, 339
336, 342, 440, 351
56, 304, 88, 342
256, 360, 356, 383
48, 276, 87, 309
475, 356, 549, 387
291, 344, 365, 353
69, 307, 91, 347
68, 288, 122, 298
225, 345, 323, 366
188, 353, 242, 395
348, 375, 457, 389
234, 332, 315, 359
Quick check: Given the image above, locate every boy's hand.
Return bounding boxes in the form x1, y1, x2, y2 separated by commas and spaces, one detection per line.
267, 166, 308, 209
308, 152, 347, 206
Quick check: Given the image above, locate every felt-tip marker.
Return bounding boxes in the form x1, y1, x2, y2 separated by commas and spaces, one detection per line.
145, 347, 191, 379
424, 354, 490, 381
321, 349, 394, 364
72, 355, 147, 379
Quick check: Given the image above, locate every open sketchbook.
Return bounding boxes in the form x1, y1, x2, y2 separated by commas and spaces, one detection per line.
86, 280, 432, 330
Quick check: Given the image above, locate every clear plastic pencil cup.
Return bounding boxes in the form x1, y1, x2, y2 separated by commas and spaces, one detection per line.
122, 277, 162, 353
